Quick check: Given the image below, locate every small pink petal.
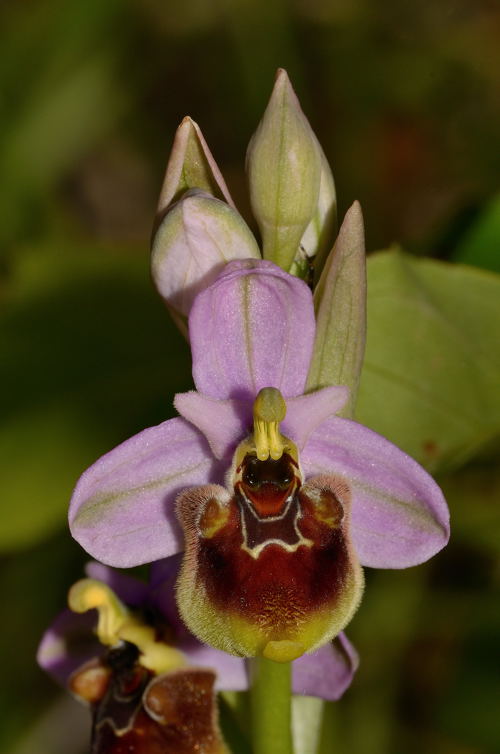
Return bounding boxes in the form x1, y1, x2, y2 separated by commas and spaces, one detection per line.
174, 391, 251, 460
283, 386, 349, 449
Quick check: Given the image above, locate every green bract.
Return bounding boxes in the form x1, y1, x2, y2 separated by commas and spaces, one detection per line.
307, 201, 366, 419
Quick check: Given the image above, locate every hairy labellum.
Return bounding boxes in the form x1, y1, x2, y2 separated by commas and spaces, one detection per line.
177, 446, 363, 662
70, 643, 228, 754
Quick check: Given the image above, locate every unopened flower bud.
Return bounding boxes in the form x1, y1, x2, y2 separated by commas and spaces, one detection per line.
151, 189, 260, 330
247, 69, 322, 272
155, 116, 234, 231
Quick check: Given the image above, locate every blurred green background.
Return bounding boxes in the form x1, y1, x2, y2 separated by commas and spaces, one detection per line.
1, 0, 499, 752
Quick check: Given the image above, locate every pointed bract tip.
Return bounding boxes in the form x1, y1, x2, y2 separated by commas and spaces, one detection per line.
339, 201, 365, 246
346, 200, 363, 222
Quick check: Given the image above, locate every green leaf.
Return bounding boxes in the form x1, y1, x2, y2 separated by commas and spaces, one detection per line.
356, 250, 500, 474
453, 193, 500, 273
0, 0, 127, 249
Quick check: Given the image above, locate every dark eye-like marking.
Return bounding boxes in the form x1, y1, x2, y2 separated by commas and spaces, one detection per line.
243, 465, 258, 487
242, 454, 295, 490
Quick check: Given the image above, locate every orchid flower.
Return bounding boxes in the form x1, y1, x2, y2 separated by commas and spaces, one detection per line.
38, 557, 358, 715
69, 259, 449, 665
37, 560, 231, 753
37, 559, 245, 692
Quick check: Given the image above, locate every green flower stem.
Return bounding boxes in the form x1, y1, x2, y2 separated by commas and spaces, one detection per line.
251, 657, 294, 754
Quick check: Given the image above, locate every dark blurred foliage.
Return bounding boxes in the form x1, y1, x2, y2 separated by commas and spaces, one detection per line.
1, 0, 499, 752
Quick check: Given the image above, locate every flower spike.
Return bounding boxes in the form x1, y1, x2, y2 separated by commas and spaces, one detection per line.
69, 258, 448, 674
